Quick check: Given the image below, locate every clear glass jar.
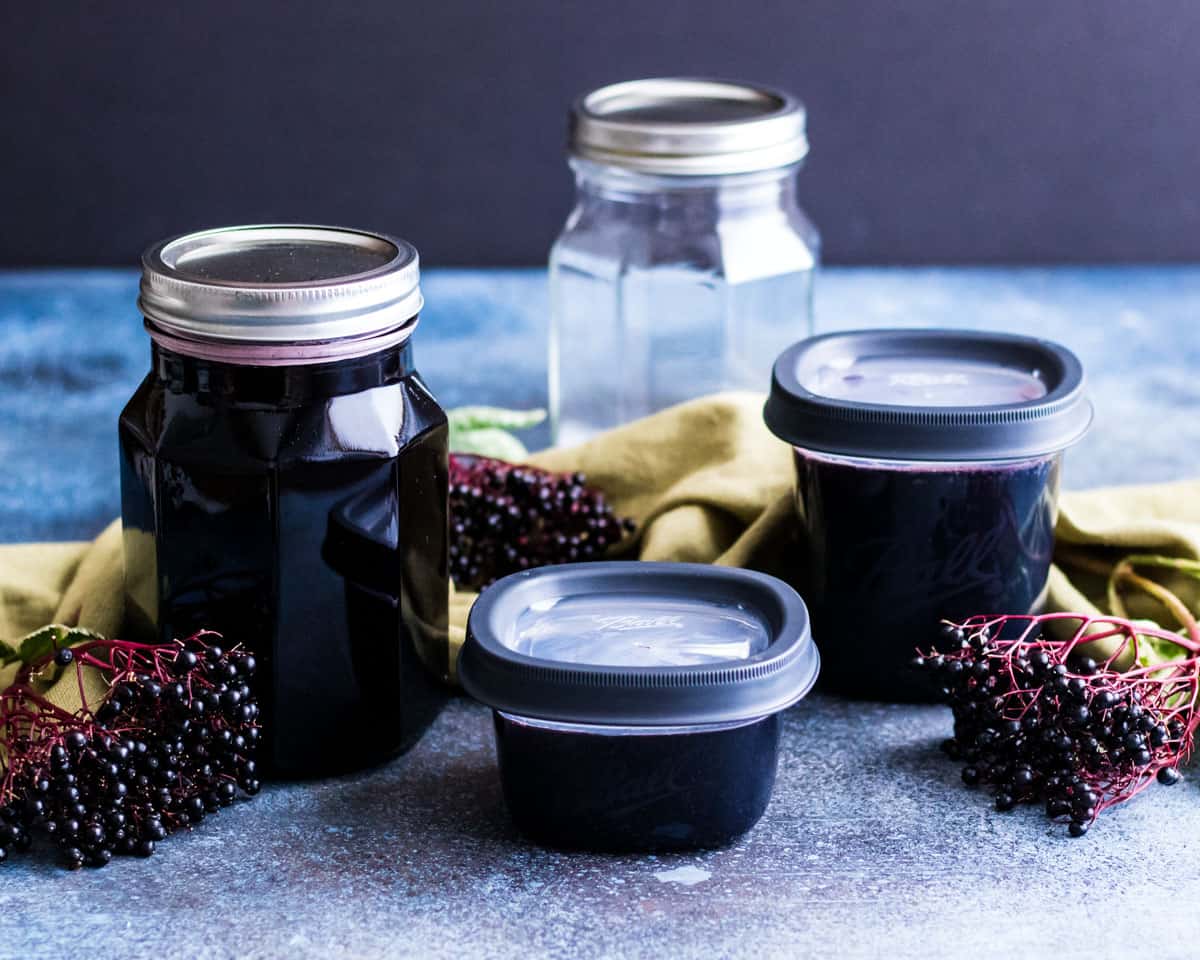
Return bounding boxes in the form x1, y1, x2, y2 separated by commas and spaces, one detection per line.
549, 78, 820, 445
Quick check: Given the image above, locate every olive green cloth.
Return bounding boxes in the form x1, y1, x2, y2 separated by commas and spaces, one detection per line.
1047, 479, 1200, 626
2, 393, 1196, 678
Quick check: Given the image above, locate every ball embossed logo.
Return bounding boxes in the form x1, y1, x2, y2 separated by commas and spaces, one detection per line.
591, 614, 685, 632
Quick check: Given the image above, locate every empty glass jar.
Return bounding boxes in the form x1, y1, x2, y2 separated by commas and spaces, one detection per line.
549, 78, 820, 446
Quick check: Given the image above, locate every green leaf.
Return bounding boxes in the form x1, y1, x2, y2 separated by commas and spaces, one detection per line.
0, 624, 104, 667
447, 406, 547, 433
1133, 621, 1193, 668
450, 427, 534, 461
1121, 554, 1200, 581
447, 406, 547, 460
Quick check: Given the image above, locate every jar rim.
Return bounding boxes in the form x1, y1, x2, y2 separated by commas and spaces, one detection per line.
570, 77, 808, 176
145, 315, 419, 366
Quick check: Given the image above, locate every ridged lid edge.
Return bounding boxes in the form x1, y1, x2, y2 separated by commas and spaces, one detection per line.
764, 329, 1094, 462
139, 224, 423, 345
569, 77, 809, 176
459, 562, 820, 726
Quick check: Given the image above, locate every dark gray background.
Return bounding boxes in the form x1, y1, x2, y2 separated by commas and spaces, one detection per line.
4, 1, 1199, 266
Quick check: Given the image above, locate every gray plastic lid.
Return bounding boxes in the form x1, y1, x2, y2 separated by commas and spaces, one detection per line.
764, 329, 1093, 462
459, 562, 819, 727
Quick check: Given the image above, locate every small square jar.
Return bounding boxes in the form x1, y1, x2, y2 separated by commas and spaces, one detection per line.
764, 329, 1092, 701
458, 562, 819, 851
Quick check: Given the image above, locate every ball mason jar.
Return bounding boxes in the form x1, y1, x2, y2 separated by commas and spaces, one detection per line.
119, 225, 450, 775
764, 330, 1093, 701
550, 78, 820, 446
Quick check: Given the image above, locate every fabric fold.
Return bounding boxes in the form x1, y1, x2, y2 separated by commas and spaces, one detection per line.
1, 393, 1194, 680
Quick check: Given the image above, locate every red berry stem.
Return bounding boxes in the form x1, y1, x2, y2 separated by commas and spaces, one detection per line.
919, 612, 1200, 836
0, 631, 259, 869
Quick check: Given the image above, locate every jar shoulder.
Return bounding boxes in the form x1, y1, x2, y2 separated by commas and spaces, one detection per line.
119, 370, 446, 465
118, 372, 161, 449
552, 207, 819, 278
552, 187, 819, 274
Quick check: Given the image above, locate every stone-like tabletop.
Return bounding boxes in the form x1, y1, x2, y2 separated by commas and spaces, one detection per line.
0, 267, 1196, 960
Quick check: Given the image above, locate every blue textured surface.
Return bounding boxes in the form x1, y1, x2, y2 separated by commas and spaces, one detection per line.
1, 267, 1198, 960
1, 266, 1196, 542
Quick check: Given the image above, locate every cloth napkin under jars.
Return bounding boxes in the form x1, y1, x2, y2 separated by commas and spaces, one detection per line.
3, 393, 1198, 682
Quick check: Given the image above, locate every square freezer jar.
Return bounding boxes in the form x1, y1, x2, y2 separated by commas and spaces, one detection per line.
121, 224, 449, 775
458, 562, 820, 851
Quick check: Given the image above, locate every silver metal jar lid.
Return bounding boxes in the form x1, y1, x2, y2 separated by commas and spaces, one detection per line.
569, 77, 808, 176
139, 225, 423, 358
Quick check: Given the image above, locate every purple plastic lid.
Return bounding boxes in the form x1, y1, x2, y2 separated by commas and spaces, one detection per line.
764, 329, 1093, 461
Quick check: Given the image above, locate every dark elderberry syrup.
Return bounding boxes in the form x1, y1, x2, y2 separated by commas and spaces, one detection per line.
458, 562, 820, 852
120, 226, 450, 775
494, 712, 781, 851
764, 329, 1092, 701
791, 449, 1058, 700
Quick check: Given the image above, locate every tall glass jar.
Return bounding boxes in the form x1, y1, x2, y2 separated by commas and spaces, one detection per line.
550, 78, 820, 445
120, 225, 449, 776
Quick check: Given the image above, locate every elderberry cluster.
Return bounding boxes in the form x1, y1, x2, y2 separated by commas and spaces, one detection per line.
919, 623, 1186, 837
0, 638, 260, 869
449, 454, 636, 590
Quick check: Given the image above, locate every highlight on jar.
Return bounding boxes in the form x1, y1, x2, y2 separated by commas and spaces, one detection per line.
763, 329, 1093, 701
458, 562, 820, 851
